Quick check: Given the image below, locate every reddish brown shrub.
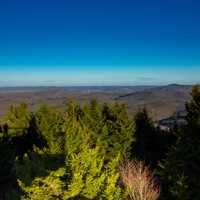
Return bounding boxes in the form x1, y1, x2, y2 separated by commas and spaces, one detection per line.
120, 160, 160, 200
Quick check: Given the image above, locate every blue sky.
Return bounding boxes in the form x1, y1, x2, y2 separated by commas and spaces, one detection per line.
0, 0, 200, 86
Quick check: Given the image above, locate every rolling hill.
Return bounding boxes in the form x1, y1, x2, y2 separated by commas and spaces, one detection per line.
0, 84, 193, 121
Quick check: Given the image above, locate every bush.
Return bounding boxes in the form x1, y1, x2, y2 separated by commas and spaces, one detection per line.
120, 159, 160, 200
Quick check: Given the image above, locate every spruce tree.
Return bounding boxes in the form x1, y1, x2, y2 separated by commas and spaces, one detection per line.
159, 85, 200, 200
132, 108, 158, 166
35, 104, 64, 154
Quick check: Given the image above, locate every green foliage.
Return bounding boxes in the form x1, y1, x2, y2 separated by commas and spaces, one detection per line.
19, 168, 66, 200
82, 101, 135, 158
169, 175, 189, 199
64, 145, 124, 200
35, 104, 64, 154
16, 146, 64, 186
133, 108, 176, 169
0, 135, 20, 199
132, 108, 159, 167
159, 85, 200, 200
3, 92, 200, 200
62, 100, 129, 199
186, 85, 200, 130
4, 103, 31, 137
0, 100, 134, 199
0, 100, 133, 200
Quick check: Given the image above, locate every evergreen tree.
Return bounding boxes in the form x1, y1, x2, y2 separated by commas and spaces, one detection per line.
4, 103, 31, 137
19, 167, 66, 200
0, 104, 51, 199
132, 108, 158, 166
0, 100, 136, 199
18, 101, 130, 200
64, 144, 123, 200
0, 133, 21, 199
159, 85, 200, 200
35, 104, 64, 154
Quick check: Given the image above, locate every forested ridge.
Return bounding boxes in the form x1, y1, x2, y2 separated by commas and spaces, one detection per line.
0, 85, 200, 200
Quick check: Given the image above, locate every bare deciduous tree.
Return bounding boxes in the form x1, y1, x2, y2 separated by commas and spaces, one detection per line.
120, 160, 160, 200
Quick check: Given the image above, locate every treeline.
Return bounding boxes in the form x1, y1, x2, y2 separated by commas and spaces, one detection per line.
0, 85, 200, 200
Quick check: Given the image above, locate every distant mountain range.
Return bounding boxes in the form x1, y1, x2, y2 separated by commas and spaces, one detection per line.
116, 84, 192, 120
0, 84, 193, 121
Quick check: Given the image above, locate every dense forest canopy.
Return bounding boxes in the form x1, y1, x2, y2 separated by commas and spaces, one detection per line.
0, 85, 200, 200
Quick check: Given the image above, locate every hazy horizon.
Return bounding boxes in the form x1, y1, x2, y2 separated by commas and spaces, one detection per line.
0, 83, 196, 88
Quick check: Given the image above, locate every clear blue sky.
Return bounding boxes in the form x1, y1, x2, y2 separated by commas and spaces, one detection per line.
0, 0, 200, 86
